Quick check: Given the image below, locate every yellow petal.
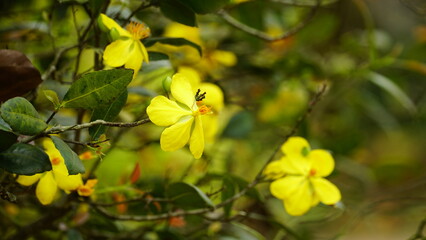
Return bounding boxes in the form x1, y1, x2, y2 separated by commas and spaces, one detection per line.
309, 149, 335, 177
103, 39, 133, 67
189, 116, 204, 159
211, 50, 237, 67
17, 174, 41, 186
178, 66, 201, 90
270, 175, 306, 200
311, 178, 341, 205
199, 82, 224, 112
98, 13, 131, 37
283, 179, 313, 216
201, 115, 218, 142
147, 96, 192, 126
281, 155, 310, 175
171, 73, 196, 109
124, 40, 143, 76
263, 160, 286, 179
281, 136, 310, 157
164, 22, 202, 45
36, 172, 58, 205
160, 116, 194, 151
54, 171, 83, 191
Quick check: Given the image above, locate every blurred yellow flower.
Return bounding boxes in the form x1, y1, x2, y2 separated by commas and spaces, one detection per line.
151, 22, 236, 79
17, 138, 83, 205
147, 73, 214, 159
264, 137, 341, 216
98, 13, 150, 76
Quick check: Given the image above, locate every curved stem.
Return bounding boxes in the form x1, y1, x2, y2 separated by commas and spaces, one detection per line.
218, 0, 321, 42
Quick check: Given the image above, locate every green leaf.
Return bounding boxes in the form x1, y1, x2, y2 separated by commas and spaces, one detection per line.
0, 143, 51, 175
0, 97, 47, 135
230, 222, 266, 240
222, 111, 254, 139
143, 37, 202, 56
0, 130, 17, 152
62, 69, 133, 109
51, 136, 85, 175
148, 51, 170, 61
368, 71, 416, 114
177, 0, 230, 14
43, 90, 61, 108
167, 182, 214, 209
160, 0, 197, 27
89, 90, 128, 140
0, 116, 12, 132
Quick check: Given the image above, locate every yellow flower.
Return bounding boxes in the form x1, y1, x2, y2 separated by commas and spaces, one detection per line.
150, 22, 236, 79
98, 13, 150, 76
264, 137, 341, 216
177, 67, 224, 142
77, 179, 98, 197
17, 138, 83, 205
147, 73, 213, 159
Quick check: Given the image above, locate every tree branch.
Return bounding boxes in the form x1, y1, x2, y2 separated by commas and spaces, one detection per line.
21, 118, 151, 143
218, 0, 321, 42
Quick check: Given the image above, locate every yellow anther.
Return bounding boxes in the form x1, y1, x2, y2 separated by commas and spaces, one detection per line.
126, 22, 150, 40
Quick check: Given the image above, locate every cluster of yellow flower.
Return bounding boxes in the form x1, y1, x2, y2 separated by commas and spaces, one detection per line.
17, 138, 97, 205
22, 14, 342, 215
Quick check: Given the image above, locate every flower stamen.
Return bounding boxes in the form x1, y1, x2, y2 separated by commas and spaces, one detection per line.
126, 22, 150, 40
195, 89, 207, 101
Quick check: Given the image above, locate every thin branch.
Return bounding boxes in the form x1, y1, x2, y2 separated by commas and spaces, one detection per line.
41, 45, 78, 81
124, 0, 154, 22
409, 218, 426, 240
268, 0, 337, 7
218, 0, 321, 42
48, 118, 151, 133
21, 118, 151, 143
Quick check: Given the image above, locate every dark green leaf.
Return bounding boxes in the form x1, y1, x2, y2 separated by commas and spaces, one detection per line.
222, 111, 254, 139
51, 136, 85, 175
148, 51, 170, 61
0, 97, 47, 135
0, 130, 17, 152
143, 37, 202, 56
160, 0, 197, 27
177, 0, 230, 14
62, 69, 133, 109
167, 182, 214, 209
89, 90, 128, 140
66, 229, 84, 240
0, 143, 51, 175
157, 230, 186, 240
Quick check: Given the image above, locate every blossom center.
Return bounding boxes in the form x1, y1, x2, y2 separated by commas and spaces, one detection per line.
309, 168, 317, 177
126, 22, 150, 40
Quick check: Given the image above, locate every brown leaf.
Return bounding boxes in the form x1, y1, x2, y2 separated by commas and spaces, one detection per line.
0, 49, 42, 102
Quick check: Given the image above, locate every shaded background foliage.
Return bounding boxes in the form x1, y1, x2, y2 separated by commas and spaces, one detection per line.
1, 0, 426, 239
